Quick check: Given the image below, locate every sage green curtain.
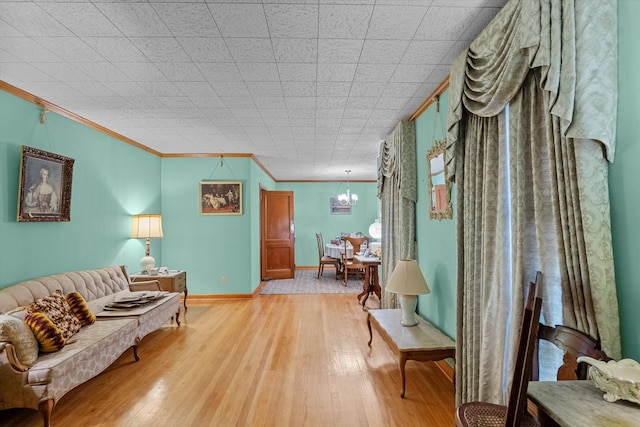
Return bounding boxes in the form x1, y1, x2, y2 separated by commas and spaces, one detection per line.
448, 0, 620, 404
377, 120, 417, 309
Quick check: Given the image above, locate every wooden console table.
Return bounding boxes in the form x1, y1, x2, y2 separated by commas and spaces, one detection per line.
367, 309, 455, 398
131, 270, 187, 309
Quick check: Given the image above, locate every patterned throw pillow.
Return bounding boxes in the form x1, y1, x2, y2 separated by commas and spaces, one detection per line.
23, 312, 66, 353
66, 292, 96, 326
27, 292, 81, 340
0, 314, 39, 365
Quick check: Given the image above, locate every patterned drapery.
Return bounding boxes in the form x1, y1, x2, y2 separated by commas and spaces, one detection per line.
377, 120, 416, 309
449, 0, 620, 405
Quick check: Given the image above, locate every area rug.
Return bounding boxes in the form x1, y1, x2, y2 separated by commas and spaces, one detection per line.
260, 269, 363, 295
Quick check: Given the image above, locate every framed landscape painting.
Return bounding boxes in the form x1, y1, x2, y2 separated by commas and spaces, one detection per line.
200, 181, 242, 215
17, 146, 75, 222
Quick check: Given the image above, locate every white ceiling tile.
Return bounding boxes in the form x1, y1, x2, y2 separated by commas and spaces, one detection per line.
156, 63, 204, 81
462, 7, 504, 41
0, 63, 56, 82
131, 37, 191, 63
39, 3, 121, 37
95, 3, 171, 37
401, 40, 455, 64
254, 97, 287, 109
273, 39, 317, 63
246, 81, 283, 97
260, 109, 289, 119
353, 63, 396, 82
226, 38, 275, 63
282, 81, 316, 97
210, 81, 251, 98
116, 63, 168, 82
179, 38, 233, 62
197, 63, 244, 82
175, 81, 217, 98
30, 37, 103, 63
0, 3, 72, 37
317, 81, 352, 96
317, 64, 357, 82
391, 64, 435, 83
316, 108, 344, 119
278, 63, 317, 82
153, 3, 221, 38
0, 37, 62, 62
83, 37, 147, 63
346, 96, 376, 109
349, 82, 386, 97
220, 96, 256, 109
0, 19, 24, 37
237, 63, 280, 82
209, 4, 269, 38
317, 97, 347, 109
285, 97, 315, 109
138, 81, 183, 97
382, 82, 422, 97
343, 109, 372, 119
265, 4, 318, 38
317, 39, 363, 63
359, 40, 410, 64
318, 5, 374, 39
415, 7, 480, 41
74, 62, 132, 82
367, 5, 427, 40
289, 108, 315, 119
102, 82, 148, 98
376, 96, 409, 109
157, 96, 196, 109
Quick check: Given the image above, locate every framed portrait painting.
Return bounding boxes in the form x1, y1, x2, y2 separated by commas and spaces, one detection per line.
17, 146, 75, 222
200, 181, 242, 215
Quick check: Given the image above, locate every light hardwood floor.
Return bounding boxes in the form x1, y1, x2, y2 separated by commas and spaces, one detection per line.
1, 294, 455, 427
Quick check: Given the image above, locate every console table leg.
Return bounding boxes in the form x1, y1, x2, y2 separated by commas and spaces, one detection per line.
367, 313, 373, 346
399, 354, 408, 398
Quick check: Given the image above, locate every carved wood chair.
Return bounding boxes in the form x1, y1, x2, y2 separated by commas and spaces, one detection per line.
455, 274, 543, 427
341, 236, 369, 286
316, 233, 340, 279
533, 323, 612, 381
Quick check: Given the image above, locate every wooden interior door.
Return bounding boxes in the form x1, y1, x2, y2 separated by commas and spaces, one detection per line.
261, 190, 295, 280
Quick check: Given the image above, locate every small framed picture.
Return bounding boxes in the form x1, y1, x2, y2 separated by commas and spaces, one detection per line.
17, 146, 75, 222
200, 181, 242, 215
330, 197, 352, 215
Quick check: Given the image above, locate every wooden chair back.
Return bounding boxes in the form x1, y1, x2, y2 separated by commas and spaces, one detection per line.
504, 275, 543, 426
534, 323, 611, 381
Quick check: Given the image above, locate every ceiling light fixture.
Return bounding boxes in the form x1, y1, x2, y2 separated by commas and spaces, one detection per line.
338, 170, 358, 206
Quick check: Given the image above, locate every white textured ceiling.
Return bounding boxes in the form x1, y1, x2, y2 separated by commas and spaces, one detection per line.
0, 0, 506, 181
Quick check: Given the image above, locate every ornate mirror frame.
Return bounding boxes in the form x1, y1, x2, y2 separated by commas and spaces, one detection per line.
426, 140, 452, 220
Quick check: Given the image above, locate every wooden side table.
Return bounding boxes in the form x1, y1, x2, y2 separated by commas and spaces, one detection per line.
367, 309, 456, 398
131, 270, 187, 309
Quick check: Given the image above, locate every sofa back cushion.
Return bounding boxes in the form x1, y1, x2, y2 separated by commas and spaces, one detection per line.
0, 266, 130, 314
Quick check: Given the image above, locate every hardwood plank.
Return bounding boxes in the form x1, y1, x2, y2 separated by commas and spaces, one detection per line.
1, 294, 455, 426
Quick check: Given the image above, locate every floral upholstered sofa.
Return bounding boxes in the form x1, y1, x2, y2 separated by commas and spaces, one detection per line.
0, 265, 180, 427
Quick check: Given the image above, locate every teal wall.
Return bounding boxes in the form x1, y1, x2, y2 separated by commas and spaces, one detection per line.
611, 0, 640, 361
414, 92, 457, 340
276, 181, 379, 267
0, 90, 160, 285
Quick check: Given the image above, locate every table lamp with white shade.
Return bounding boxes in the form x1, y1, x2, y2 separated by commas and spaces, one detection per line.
385, 259, 431, 326
131, 214, 163, 273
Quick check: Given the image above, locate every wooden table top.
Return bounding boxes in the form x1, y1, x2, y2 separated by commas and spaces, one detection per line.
368, 309, 455, 352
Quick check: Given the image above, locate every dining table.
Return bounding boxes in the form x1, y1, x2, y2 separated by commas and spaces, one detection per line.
325, 243, 354, 260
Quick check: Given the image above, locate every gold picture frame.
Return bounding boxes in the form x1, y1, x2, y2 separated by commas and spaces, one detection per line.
17, 145, 74, 222
200, 181, 242, 215
426, 140, 452, 220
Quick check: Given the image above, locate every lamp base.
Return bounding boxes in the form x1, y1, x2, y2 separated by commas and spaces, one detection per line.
140, 255, 156, 274
398, 294, 418, 327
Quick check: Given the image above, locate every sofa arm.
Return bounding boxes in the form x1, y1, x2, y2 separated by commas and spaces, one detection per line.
0, 342, 30, 372
129, 280, 162, 292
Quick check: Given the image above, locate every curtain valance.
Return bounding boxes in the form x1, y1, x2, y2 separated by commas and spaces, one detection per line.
447, 0, 617, 182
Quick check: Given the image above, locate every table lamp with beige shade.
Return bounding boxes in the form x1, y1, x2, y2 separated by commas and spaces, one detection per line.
385, 259, 431, 326
131, 214, 163, 273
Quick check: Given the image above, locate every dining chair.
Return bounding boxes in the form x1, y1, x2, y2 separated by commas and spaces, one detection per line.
533, 323, 612, 381
341, 236, 369, 286
455, 274, 543, 427
316, 233, 340, 279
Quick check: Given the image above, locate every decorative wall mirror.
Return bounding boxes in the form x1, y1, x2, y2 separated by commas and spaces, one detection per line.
426, 140, 452, 220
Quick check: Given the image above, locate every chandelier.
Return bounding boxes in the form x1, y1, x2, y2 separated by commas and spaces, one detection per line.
337, 170, 358, 205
